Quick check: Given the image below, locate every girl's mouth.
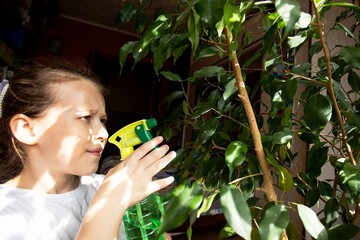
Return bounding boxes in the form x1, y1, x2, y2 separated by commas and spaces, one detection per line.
87, 149, 103, 157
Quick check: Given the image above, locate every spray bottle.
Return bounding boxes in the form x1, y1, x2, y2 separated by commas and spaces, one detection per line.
109, 118, 165, 240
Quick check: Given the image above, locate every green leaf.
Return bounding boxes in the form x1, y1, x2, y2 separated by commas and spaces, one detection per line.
339, 163, 360, 199
196, 192, 218, 218
264, 56, 281, 70
221, 185, 252, 240
265, 149, 280, 169
219, 131, 231, 142
332, 80, 353, 111
340, 46, 360, 68
310, 41, 323, 57
272, 128, 293, 145
152, 35, 174, 73
287, 34, 307, 49
225, 141, 248, 178
294, 12, 311, 29
275, 0, 301, 37
348, 70, 360, 93
194, 0, 224, 28
291, 63, 312, 75
259, 204, 289, 240
219, 224, 237, 239
305, 187, 321, 207
339, 162, 360, 183
282, 77, 298, 105
160, 71, 182, 82
209, 89, 221, 107
135, 12, 146, 33
301, 94, 332, 134
119, 3, 137, 23
223, 78, 237, 101
191, 66, 226, 82
134, 15, 170, 61
188, 8, 200, 55
172, 43, 189, 64
327, 224, 360, 240
215, 17, 225, 37
324, 198, 339, 225
243, 48, 261, 68
277, 166, 293, 192
162, 91, 184, 109
192, 102, 213, 118
271, 90, 284, 118
306, 143, 329, 178
142, 20, 167, 46
223, 2, 241, 24
119, 41, 137, 74
334, 22, 356, 40
343, 112, 360, 129
170, 148, 187, 166
323, 2, 360, 15
196, 117, 219, 144
196, 46, 224, 61
159, 181, 203, 234
161, 126, 174, 142
297, 204, 328, 240
182, 100, 189, 116
319, 181, 333, 199
262, 20, 278, 55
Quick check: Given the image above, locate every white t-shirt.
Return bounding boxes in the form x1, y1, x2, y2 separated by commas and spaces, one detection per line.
0, 174, 125, 240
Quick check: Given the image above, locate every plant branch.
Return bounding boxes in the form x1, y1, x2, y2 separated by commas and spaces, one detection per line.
229, 173, 263, 185
224, 27, 278, 202
312, 1, 356, 166
286, 72, 327, 87
352, 202, 360, 224
211, 140, 227, 151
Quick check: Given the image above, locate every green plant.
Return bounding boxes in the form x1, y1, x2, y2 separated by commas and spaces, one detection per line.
118, 0, 360, 239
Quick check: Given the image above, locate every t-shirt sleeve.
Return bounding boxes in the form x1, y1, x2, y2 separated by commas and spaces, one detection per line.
118, 221, 126, 240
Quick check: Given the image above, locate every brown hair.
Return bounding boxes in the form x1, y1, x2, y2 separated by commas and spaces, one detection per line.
0, 59, 107, 183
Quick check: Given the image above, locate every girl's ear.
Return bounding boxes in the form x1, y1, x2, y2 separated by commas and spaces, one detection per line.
10, 114, 38, 145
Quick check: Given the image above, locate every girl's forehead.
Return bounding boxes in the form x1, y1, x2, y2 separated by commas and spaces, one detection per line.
53, 80, 103, 104
55, 79, 101, 93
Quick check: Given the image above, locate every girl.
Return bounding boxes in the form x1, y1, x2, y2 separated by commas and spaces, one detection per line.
0, 60, 176, 239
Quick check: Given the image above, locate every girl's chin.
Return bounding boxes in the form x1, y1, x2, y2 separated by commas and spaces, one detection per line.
76, 165, 99, 176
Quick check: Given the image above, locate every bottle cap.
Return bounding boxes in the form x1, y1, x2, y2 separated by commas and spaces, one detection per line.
146, 118, 157, 129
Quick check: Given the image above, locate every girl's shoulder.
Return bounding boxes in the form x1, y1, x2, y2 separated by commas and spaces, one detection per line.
80, 173, 105, 190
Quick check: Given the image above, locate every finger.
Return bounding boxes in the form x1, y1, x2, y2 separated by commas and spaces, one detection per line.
147, 176, 175, 195
129, 136, 164, 160
164, 233, 172, 240
144, 150, 176, 178
122, 136, 164, 165
141, 144, 170, 167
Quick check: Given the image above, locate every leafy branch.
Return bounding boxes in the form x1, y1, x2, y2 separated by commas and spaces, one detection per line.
313, 0, 356, 165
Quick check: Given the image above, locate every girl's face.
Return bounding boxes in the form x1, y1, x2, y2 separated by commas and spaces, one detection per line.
31, 79, 108, 176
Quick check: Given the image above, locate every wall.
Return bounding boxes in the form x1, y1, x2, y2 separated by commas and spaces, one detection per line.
33, 16, 136, 60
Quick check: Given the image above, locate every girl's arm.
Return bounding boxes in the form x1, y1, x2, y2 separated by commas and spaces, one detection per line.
76, 136, 176, 240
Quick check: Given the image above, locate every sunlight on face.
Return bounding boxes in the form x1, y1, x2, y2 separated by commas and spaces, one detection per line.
31, 79, 108, 177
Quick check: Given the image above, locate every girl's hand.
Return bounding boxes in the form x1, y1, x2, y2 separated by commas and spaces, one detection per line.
77, 136, 176, 240
103, 136, 176, 208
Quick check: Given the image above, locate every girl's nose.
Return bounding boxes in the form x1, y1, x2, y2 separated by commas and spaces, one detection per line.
96, 124, 109, 142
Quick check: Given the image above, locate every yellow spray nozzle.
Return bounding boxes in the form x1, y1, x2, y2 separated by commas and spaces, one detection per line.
108, 118, 157, 159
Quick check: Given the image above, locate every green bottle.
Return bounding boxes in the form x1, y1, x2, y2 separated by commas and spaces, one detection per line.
108, 118, 164, 240
122, 193, 164, 240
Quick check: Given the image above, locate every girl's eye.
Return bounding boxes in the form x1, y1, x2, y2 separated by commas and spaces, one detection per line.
101, 118, 107, 125
81, 115, 91, 121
